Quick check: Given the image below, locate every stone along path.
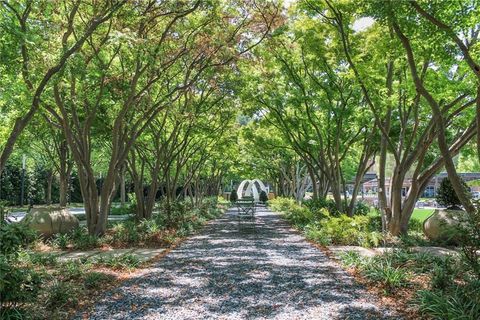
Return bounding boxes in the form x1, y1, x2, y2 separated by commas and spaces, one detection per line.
80, 208, 400, 320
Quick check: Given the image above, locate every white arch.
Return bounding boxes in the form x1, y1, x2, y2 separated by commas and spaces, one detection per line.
237, 180, 251, 199
253, 179, 267, 193
236, 179, 267, 202
251, 184, 259, 201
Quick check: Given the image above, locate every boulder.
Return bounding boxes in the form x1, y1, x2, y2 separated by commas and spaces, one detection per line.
24, 207, 79, 238
423, 209, 467, 244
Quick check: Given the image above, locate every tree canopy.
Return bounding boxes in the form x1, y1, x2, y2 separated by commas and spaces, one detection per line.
1, 0, 479, 236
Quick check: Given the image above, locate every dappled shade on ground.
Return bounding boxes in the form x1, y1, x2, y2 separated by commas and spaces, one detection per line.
79, 208, 399, 319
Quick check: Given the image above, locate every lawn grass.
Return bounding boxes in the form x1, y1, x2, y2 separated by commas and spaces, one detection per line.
369, 208, 434, 223
411, 209, 434, 222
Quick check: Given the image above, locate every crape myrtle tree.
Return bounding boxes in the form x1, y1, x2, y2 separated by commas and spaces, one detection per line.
299, 0, 477, 234
241, 123, 313, 203
43, 0, 280, 235
408, 1, 480, 165
127, 82, 236, 219
28, 114, 73, 206
0, 0, 126, 174
240, 16, 377, 215
183, 134, 237, 206
180, 114, 240, 205
158, 92, 232, 214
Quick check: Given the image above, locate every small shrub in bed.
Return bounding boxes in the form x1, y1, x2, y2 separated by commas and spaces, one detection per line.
229, 190, 238, 203
353, 201, 371, 216
339, 250, 363, 268
269, 197, 297, 213
94, 253, 141, 270
17, 251, 58, 267
70, 227, 100, 250
110, 204, 135, 215
362, 258, 409, 295
59, 260, 92, 281
111, 221, 140, 244
84, 272, 115, 290
259, 191, 268, 204
45, 281, 79, 311
0, 222, 37, 256
435, 177, 469, 210
416, 280, 480, 320
305, 214, 382, 247
0, 254, 43, 315
303, 198, 340, 216
52, 232, 71, 249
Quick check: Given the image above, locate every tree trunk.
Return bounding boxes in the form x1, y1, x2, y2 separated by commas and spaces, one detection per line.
96, 168, 119, 235
330, 177, 343, 212
394, 21, 476, 214
58, 140, 70, 207
307, 165, 318, 200
120, 167, 126, 206
46, 170, 53, 205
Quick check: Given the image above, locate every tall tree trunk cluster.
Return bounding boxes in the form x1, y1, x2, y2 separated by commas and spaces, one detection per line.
325, 0, 479, 234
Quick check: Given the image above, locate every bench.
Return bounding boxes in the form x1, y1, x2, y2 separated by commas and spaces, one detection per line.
236, 197, 256, 220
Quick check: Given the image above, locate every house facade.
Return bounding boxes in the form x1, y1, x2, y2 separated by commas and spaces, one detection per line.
360, 172, 480, 198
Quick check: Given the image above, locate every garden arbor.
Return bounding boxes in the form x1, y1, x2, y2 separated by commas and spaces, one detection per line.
237, 179, 268, 202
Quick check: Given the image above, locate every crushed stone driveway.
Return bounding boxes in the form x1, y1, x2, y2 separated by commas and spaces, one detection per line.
79, 207, 401, 320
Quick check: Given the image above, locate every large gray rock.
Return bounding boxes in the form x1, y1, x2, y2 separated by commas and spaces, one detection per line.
24, 207, 79, 238
423, 209, 466, 244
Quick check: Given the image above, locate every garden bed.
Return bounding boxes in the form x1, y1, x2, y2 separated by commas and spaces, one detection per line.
1, 199, 228, 319
270, 197, 480, 319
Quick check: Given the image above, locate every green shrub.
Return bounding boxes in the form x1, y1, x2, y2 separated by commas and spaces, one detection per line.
45, 281, 79, 311
303, 198, 340, 216
285, 205, 315, 228
230, 190, 238, 203
354, 201, 371, 216
436, 177, 470, 209
270, 198, 315, 228
0, 223, 37, 256
457, 203, 480, 279
339, 250, 364, 268
70, 227, 99, 250
408, 218, 424, 233
269, 197, 298, 213
416, 280, 480, 320
110, 204, 135, 215
202, 196, 218, 208
17, 251, 58, 267
430, 265, 455, 291
272, 197, 381, 247
399, 232, 430, 247
94, 254, 141, 270
0, 254, 43, 311
52, 233, 71, 250
157, 200, 194, 228
84, 272, 115, 290
104, 198, 220, 246
111, 221, 140, 244
59, 260, 91, 280
259, 191, 268, 203
361, 258, 410, 295
306, 214, 382, 247
163, 234, 178, 245
303, 198, 371, 216
138, 219, 161, 235
304, 223, 331, 246
410, 252, 448, 274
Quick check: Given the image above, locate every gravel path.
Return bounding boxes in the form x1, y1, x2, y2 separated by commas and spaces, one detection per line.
80, 207, 400, 320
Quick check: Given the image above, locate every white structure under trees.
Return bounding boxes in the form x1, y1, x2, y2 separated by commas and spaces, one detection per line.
237, 179, 268, 202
